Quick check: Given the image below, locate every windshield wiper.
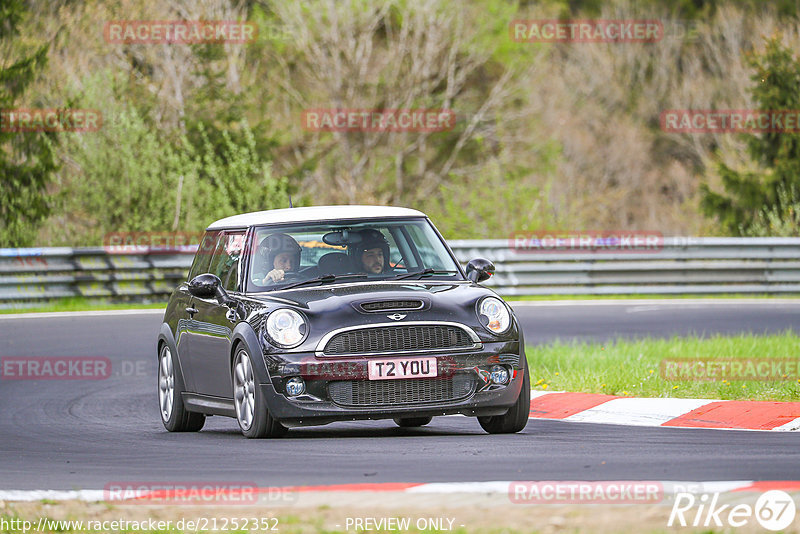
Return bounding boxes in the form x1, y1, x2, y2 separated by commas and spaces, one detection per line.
278, 273, 368, 291
392, 269, 459, 281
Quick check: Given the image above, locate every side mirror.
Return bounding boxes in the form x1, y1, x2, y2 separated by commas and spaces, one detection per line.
188, 273, 234, 306
465, 258, 495, 283
188, 273, 219, 299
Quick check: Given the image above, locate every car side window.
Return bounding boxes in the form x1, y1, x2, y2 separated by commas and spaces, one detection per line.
208, 232, 245, 292
387, 227, 417, 271
383, 229, 408, 270
405, 225, 448, 269
187, 231, 221, 280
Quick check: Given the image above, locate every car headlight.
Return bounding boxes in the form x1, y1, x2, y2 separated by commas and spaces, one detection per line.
265, 309, 307, 348
478, 297, 511, 334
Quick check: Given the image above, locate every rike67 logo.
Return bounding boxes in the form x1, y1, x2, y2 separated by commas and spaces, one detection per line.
668, 490, 796, 531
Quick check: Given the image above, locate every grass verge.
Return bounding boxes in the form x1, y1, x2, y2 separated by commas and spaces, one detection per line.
0, 297, 166, 315
527, 331, 800, 401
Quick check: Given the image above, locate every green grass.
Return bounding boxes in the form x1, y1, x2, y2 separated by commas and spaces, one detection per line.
0, 297, 166, 314
505, 293, 800, 301
526, 331, 800, 401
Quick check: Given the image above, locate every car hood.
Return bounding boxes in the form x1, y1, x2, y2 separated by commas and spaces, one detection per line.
248, 280, 485, 308
241, 280, 512, 348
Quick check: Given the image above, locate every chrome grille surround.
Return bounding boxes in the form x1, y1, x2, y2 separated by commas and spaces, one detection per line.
315, 321, 482, 357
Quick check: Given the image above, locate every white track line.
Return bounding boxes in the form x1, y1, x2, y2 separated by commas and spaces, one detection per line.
0, 309, 164, 320
774, 417, 800, 432
0, 481, 766, 502
564, 398, 716, 426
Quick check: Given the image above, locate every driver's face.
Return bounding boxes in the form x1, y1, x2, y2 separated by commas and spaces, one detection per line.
273, 252, 296, 271
361, 248, 384, 274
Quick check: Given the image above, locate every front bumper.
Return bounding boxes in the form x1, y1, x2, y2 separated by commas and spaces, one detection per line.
260, 340, 524, 427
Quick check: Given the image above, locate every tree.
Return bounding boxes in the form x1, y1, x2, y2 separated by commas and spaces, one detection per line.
701, 36, 800, 235
269, 0, 525, 206
0, 0, 57, 246
52, 70, 290, 244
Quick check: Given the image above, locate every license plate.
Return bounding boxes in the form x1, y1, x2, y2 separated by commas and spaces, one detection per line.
367, 357, 437, 380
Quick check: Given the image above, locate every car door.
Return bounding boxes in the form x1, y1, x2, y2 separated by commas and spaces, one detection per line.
176, 230, 221, 392
186, 230, 246, 398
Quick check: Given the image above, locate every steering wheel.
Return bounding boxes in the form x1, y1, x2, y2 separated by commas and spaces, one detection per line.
253, 270, 302, 288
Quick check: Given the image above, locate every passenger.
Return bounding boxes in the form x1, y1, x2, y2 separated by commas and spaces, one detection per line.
352, 229, 390, 274
255, 233, 302, 284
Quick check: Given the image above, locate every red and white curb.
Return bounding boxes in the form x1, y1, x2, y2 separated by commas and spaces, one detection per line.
2, 481, 800, 502
529, 391, 800, 431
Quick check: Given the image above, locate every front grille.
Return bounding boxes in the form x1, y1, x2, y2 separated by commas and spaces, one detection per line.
360, 300, 423, 312
323, 325, 475, 355
328, 375, 477, 407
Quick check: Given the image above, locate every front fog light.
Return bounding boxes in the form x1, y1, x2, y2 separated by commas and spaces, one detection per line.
285, 377, 305, 396
490, 365, 510, 385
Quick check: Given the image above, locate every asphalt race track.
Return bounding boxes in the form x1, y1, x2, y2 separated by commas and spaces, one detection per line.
1, 300, 798, 490
512, 299, 800, 343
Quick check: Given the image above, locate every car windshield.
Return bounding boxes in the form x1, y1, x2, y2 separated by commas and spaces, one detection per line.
246, 218, 462, 292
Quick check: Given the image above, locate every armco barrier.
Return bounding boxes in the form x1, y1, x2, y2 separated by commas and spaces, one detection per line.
448, 237, 800, 296
0, 247, 192, 308
1, 238, 799, 307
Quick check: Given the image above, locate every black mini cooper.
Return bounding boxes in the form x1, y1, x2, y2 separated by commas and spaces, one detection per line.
157, 206, 529, 438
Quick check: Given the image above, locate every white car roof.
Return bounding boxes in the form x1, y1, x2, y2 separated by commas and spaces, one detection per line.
207, 205, 427, 230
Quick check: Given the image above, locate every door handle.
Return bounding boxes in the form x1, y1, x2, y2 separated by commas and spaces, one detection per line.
185, 306, 198, 315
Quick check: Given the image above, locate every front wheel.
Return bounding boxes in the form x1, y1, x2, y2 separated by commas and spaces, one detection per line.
233, 347, 287, 439
477, 359, 530, 434
158, 344, 205, 432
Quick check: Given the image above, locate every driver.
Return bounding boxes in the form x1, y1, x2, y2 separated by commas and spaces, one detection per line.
351, 229, 390, 274
255, 233, 302, 284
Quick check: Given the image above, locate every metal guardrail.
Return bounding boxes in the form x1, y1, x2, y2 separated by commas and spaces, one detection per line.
1, 238, 799, 307
448, 237, 800, 296
0, 247, 192, 308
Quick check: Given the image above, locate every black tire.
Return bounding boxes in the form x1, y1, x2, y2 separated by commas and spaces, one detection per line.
477, 358, 530, 434
158, 343, 205, 432
233, 347, 287, 439
393, 416, 433, 427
